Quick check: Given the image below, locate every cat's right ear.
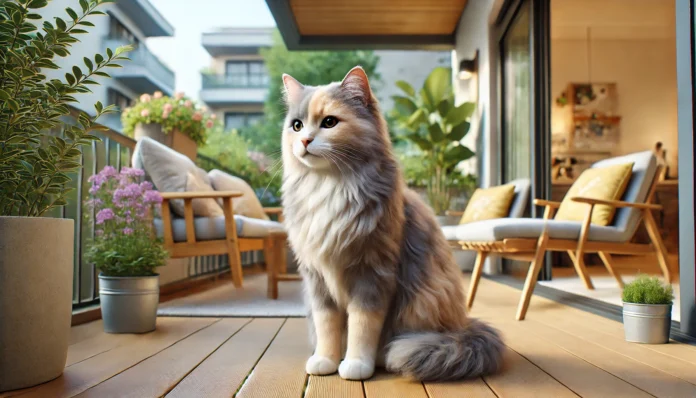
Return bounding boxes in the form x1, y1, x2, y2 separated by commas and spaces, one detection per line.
282, 74, 304, 103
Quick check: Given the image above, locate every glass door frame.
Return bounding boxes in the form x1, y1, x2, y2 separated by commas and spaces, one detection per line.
496, 0, 553, 279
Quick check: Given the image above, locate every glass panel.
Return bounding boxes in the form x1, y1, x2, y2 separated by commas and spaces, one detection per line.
246, 113, 264, 126
502, 2, 532, 184
80, 141, 96, 302
108, 140, 119, 167
224, 113, 246, 130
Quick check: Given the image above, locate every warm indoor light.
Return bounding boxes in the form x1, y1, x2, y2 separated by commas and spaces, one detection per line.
458, 51, 478, 80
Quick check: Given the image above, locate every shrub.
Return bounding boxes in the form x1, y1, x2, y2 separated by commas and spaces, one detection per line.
622, 275, 674, 305
84, 166, 169, 276
121, 92, 215, 146
0, 0, 131, 217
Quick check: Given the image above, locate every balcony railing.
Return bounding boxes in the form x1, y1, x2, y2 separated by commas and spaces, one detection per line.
53, 110, 263, 309
102, 37, 175, 94
200, 73, 269, 89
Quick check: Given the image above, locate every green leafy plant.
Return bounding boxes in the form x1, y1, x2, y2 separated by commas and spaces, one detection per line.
121, 91, 214, 146
84, 166, 169, 276
0, 0, 131, 217
392, 67, 476, 215
198, 126, 282, 206
622, 275, 674, 305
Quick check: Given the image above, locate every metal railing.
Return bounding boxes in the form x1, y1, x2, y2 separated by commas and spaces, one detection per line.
200, 73, 269, 89
102, 37, 175, 91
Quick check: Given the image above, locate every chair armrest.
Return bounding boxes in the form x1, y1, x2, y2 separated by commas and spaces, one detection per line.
263, 207, 283, 214
570, 197, 662, 211
445, 210, 464, 217
160, 191, 243, 200
533, 199, 561, 208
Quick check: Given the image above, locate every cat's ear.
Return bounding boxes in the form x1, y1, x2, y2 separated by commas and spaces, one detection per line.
282, 74, 304, 103
341, 66, 372, 105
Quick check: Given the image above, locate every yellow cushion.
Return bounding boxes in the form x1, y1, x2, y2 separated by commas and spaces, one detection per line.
555, 163, 634, 226
459, 184, 516, 224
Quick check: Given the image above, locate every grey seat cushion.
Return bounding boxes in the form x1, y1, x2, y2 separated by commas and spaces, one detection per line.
452, 218, 626, 243
155, 216, 284, 242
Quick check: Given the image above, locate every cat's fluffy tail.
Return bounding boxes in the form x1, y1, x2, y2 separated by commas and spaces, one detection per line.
385, 319, 504, 381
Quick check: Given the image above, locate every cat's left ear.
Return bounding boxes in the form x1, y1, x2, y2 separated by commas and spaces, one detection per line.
282, 73, 304, 103
341, 66, 372, 105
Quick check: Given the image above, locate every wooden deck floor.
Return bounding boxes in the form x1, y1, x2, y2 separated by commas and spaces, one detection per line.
4, 276, 696, 398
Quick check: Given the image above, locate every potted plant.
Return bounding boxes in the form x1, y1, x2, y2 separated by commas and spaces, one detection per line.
0, 0, 130, 391
84, 166, 169, 333
391, 67, 476, 221
622, 275, 674, 344
121, 91, 216, 161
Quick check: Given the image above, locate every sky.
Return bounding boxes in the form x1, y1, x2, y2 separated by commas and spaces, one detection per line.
146, 0, 276, 100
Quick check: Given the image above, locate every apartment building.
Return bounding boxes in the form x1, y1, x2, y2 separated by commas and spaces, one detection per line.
199, 28, 450, 131
39, 0, 175, 131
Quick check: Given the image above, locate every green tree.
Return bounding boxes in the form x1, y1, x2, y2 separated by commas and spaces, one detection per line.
242, 31, 381, 154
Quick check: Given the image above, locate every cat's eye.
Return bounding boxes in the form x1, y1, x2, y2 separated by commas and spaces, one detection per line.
321, 116, 338, 129
291, 119, 303, 132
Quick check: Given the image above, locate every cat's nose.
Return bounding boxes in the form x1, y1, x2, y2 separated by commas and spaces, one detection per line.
301, 138, 313, 148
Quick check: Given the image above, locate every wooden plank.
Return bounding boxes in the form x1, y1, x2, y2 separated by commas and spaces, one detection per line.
166, 318, 284, 398
483, 347, 577, 398
306, 375, 364, 398
69, 320, 104, 345
77, 318, 248, 398
66, 332, 137, 367
19, 317, 218, 398
237, 318, 312, 398
424, 378, 496, 398
363, 372, 427, 398
488, 319, 651, 398
520, 319, 696, 397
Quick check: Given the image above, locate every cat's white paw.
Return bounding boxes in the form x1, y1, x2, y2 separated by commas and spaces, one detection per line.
306, 355, 338, 375
339, 358, 375, 380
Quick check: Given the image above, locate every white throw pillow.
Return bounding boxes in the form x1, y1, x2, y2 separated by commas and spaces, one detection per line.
132, 137, 223, 217
208, 169, 269, 220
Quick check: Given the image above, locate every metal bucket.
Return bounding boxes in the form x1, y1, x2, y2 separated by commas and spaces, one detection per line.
622, 302, 671, 344
99, 274, 159, 334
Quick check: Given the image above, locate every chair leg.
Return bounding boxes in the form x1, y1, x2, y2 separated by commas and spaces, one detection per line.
264, 235, 279, 300
598, 252, 623, 288
227, 242, 244, 288
466, 251, 488, 310
643, 209, 672, 283
516, 232, 549, 321
567, 250, 594, 290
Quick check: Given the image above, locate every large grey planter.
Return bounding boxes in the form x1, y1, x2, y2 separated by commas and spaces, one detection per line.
99, 274, 159, 334
0, 216, 74, 392
623, 302, 672, 344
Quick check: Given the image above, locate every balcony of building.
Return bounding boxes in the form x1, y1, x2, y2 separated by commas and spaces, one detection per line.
102, 37, 176, 96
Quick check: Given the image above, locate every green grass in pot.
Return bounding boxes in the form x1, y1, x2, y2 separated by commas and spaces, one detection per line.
622, 275, 674, 305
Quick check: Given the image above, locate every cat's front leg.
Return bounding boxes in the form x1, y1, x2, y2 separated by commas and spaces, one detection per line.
305, 269, 344, 376
339, 303, 387, 380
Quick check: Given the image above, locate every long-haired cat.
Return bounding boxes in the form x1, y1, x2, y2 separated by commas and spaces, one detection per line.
280, 66, 504, 381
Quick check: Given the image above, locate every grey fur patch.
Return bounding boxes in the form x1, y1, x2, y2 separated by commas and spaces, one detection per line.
385, 319, 505, 381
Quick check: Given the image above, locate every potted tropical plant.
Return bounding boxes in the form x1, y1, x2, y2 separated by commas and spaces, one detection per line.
84, 166, 169, 333
121, 91, 216, 161
622, 275, 674, 344
391, 67, 476, 221
0, 0, 129, 391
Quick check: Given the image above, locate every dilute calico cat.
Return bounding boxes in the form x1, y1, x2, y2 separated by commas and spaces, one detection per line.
280, 66, 504, 381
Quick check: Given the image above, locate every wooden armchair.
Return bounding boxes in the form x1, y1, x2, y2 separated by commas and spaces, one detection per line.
159, 191, 298, 298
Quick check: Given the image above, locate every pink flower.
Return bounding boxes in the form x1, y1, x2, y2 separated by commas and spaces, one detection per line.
122, 228, 134, 235
96, 208, 115, 224
140, 109, 150, 117
163, 103, 173, 113
192, 112, 203, 121
120, 167, 145, 178
184, 100, 192, 108
210, 114, 217, 120
140, 94, 151, 103
153, 91, 163, 99
206, 120, 214, 128
175, 92, 185, 100
143, 190, 163, 204
162, 111, 169, 120
201, 106, 208, 113
95, 229, 104, 237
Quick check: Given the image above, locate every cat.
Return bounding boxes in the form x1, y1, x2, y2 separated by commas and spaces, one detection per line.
280, 66, 504, 381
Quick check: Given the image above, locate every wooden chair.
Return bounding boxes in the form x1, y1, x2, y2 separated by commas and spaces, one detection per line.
158, 192, 299, 297
456, 152, 671, 320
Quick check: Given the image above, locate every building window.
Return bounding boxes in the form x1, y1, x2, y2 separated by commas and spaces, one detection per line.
224, 112, 264, 130
109, 16, 139, 47
107, 89, 133, 112
224, 61, 268, 87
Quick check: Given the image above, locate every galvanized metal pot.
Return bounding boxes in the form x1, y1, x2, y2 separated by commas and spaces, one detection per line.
0, 216, 74, 392
99, 274, 159, 334
623, 302, 672, 344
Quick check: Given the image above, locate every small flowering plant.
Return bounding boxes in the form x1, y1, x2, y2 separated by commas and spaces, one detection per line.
121, 91, 217, 146
84, 166, 169, 277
